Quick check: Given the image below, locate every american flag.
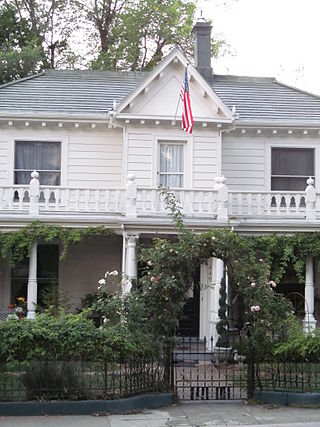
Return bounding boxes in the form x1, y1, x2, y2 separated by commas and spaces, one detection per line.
180, 67, 193, 134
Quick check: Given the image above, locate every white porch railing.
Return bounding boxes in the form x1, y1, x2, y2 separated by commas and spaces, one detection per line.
228, 191, 307, 217
0, 172, 318, 222
136, 187, 218, 217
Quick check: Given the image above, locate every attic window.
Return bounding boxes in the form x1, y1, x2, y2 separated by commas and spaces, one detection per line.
271, 147, 314, 191
14, 141, 61, 186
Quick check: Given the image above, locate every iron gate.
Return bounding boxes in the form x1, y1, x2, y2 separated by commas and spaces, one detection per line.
173, 336, 248, 401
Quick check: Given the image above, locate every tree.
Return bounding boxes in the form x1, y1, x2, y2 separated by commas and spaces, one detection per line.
79, 0, 196, 71
4, 0, 79, 69
0, 3, 44, 84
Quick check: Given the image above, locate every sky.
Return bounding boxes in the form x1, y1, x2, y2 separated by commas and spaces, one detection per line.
197, 0, 320, 95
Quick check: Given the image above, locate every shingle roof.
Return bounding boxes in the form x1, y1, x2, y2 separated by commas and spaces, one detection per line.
1, 69, 320, 124
0, 70, 147, 115
211, 75, 320, 123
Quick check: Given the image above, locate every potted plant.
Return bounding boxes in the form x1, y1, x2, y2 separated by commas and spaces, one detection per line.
214, 276, 233, 362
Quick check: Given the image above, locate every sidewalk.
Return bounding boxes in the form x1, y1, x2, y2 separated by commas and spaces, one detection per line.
0, 401, 320, 426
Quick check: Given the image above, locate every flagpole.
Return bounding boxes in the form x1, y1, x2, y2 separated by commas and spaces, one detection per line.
173, 64, 190, 123
173, 96, 181, 123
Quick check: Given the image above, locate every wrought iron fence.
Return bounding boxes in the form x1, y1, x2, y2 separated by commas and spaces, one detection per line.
0, 358, 171, 402
255, 358, 320, 393
173, 336, 248, 401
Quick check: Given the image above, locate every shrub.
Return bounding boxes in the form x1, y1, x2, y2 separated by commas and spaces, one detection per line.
0, 312, 160, 362
216, 276, 230, 348
23, 360, 83, 400
273, 322, 320, 362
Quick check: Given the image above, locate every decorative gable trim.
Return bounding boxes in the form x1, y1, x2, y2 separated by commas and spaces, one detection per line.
114, 48, 234, 124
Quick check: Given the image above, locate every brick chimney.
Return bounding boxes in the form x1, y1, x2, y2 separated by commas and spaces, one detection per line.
192, 20, 213, 84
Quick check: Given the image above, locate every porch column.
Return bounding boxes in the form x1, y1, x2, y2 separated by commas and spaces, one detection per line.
27, 242, 38, 319
208, 258, 224, 345
199, 262, 209, 339
303, 255, 317, 332
123, 234, 138, 294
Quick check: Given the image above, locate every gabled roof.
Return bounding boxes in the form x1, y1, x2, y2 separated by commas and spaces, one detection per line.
0, 70, 147, 117
1, 61, 320, 126
115, 48, 233, 122
212, 75, 320, 125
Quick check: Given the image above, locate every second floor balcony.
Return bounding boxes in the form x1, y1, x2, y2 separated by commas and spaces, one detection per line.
0, 172, 318, 225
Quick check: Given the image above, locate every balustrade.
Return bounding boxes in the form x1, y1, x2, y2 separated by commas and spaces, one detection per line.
0, 172, 318, 221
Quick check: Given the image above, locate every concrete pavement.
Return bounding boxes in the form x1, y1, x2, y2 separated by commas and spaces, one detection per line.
0, 401, 320, 426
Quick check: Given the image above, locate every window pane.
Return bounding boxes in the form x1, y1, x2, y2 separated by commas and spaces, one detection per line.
160, 145, 183, 173
271, 177, 310, 191
39, 172, 61, 186
15, 171, 32, 185
15, 142, 35, 170
36, 142, 61, 170
159, 174, 183, 188
272, 148, 314, 176
15, 141, 61, 185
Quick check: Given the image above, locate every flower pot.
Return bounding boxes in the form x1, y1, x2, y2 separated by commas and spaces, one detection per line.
214, 346, 233, 363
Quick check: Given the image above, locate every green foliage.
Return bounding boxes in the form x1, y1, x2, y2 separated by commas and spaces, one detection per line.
0, 42, 44, 84
0, 221, 113, 267
37, 284, 71, 317
88, 0, 196, 71
0, 311, 158, 362
273, 322, 320, 362
0, 3, 45, 84
4, 0, 80, 70
216, 277, 230, 348
91, 271, 160, 358
138, 188, 295, 354
23, 360, 83, 400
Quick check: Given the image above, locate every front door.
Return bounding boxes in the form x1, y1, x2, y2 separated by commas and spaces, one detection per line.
177, 266, 200, 337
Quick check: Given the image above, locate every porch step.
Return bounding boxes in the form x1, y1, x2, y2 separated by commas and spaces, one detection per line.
174, 337, 218, 365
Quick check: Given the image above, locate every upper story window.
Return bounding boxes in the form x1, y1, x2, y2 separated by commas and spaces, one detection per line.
158, 143, 184, 188
15, 141, 61, 185
271, 147, 314, 191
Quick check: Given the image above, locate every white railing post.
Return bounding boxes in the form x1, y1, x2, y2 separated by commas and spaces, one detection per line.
126, 174, 137, 218
29, 171, 40, 216
303, 255, 317, 332
27, 242, 38, 319
123, 234, 139, 295
305, 177, 316, 221
214, 176, 228, 221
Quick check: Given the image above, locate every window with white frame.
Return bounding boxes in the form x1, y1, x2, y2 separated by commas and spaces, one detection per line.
158, 143, 184, 188
14, 141, 61, 185
271, 147, 314, 191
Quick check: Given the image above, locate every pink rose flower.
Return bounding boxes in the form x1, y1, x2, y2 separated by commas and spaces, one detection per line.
269, 280, 277, 288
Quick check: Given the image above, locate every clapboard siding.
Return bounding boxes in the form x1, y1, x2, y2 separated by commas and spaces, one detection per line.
0, 141, 7, 185
68, 130, 122, 188
193, 135, 218, 188
127, 131, 153, 186
222, 135, 265, 190
0, 126, 123, 188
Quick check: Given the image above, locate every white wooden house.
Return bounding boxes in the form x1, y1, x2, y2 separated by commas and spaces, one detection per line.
0, 20, 320, 340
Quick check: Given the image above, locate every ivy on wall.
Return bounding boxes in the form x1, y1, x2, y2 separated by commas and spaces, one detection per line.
0, 222, 114, 267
